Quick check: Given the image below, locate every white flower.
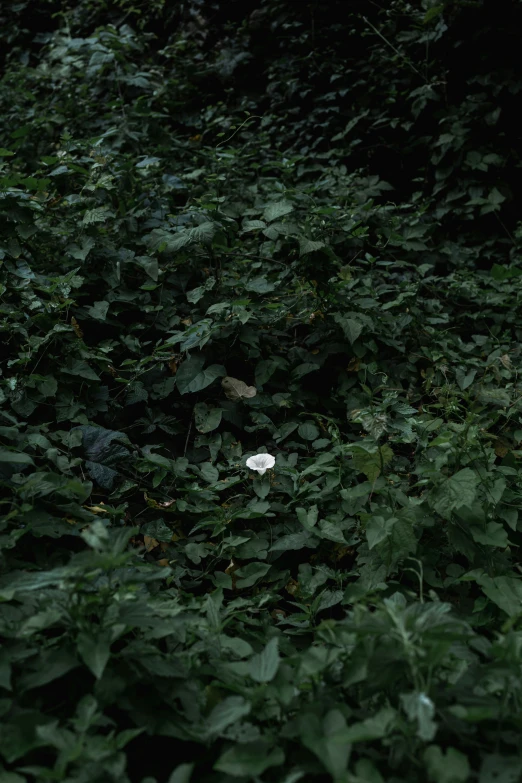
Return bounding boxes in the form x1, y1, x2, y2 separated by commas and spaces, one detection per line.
245, 453, 275, 476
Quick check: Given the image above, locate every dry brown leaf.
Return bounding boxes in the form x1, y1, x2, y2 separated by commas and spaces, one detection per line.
71, 316, 83, 339
83, 504, 108, 514
143, 535, 159, 552
221, 376, 257, 401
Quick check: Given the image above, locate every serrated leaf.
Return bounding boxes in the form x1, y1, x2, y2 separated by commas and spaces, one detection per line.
77, 631, 112, 679
334, 313, 364, 344
270, 531, 316, 550
366, 516, 397, 549
214, 740, 284, 777
298, 237, 326, 256
476, 574, 522, 616
148, 222, 215, 253
263, 200, 293, 222
353, 445, 393, 482
431, 468, 480, 519
75, 425, 131, 489
205, 696, 251, 738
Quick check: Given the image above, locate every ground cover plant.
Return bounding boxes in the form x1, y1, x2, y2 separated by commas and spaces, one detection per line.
2, 1, 522, 781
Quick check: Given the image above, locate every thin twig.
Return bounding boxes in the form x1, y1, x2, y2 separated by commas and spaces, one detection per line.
184, 414, 193, 456
362, 16, 427, 82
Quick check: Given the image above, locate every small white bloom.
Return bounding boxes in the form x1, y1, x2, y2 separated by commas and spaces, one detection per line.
245, 453, 275, 476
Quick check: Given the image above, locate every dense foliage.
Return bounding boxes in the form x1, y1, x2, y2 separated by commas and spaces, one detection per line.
2, 1, 522, 781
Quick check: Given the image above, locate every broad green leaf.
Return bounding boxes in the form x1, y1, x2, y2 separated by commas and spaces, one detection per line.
0, 450, 34, 465
234, 561, 271, 589
18, 648, 79, 692
77, 630, 113, 679
298, 237, 325, 255
300, 710, 352, 778
477, 574, 522, 616
263, 200, 293, 222
140, 518, 173, 543
62, 359, 100, 381
296, 505, 319, 530
401, 691, 437, 741
214, 740, 284, 777
424, 745, 470, 783
353, 445, 393, 482
176, 357, 226, 395
167, 763, 195, 783
199, 461, 219, 483
366, 516, 397, 549
431, 468, 480, 519
470, 522, 509, 548
270, 531, 315, 550
479, 756, 522, 783
76, 425, 131, 489
298, 421, 320, 441
205, 696, 251, 738
334, 314, 364, 344
194, 402, 222, 433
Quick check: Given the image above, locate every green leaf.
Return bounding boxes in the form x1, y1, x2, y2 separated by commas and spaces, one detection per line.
479, 756, 522, 783
300, 710, 352, 778
248, 637, 280, 683
0, 647, 12, 690
76, 425, 131, 489
470, 522, 509, 548
176, 357, 226, 395
298, 422, 320, 441
270, 531, 315, 550
401, 691, 437, 741
85, 301, 109, 321
194, 402, 222, 433
366, 516, 397, 549
205, 696, 251, 738
214, 740, 284, 776
296, 505, 319, 530
62, 359, 100, 381
298, 237, 326, 256
244, 275, 276, 294
334, 314, 364, 344
82, 207, 113, 225
77, 630, 112, 679
353, 445, 393, 482
167, 763, 195, 783
0, 450, 34, 465
424, 745, 470, 783
234, 562, 271, 589
477, 574, 522, 616
199, 462, 219, 483
140, 518, 173, 543
148, 222, 215, 253
18, 648, 79, 692
263, 200, 293, 222
431, 468, 480, 519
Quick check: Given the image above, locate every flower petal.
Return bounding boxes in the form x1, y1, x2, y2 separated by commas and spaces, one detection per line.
246, 453, 275, 473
